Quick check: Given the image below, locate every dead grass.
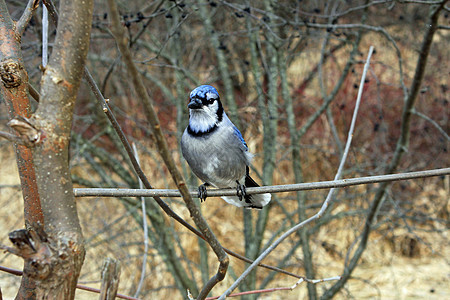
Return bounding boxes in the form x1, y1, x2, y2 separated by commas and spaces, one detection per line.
0, 140, 448, 299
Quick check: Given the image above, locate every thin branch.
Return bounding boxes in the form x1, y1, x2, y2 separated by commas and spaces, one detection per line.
218, 46, 374, 299
204, 276, 341, 299
27, 83, 40, 102
413, 110, 450, 141
319, 46, 375, 215
107, 1, 228, 298
74, 167, 450, 198
0, 0, 44, 227
132, 144, 149, 298
297, 0, 390, 19
0, 1, 44, 295
296, 26, 363, 140
0, 130, 27, 145
299, 22, 408, 97
15, 0, 39, 36
402, 0, 445, 4
129, 0, 165, 47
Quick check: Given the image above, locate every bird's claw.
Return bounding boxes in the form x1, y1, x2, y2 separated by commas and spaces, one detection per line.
198, 183, 208, 202
236, 181, 246, 201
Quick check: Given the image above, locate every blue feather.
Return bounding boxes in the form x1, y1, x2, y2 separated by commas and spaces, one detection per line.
233, 126, 248, 150
190, 85, 219, 100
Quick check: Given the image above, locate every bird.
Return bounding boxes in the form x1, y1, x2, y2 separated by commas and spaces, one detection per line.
180, 85, 271, 209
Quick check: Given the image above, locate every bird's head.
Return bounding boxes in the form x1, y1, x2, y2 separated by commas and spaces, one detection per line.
187, 85, 224, 134
188, 85, 222, 112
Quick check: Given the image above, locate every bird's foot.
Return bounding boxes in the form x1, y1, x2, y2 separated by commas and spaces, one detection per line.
198, 183, 209, 202
236, 181, 246, 201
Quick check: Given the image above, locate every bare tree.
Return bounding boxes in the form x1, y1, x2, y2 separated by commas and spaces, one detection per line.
1, 0, 93, 298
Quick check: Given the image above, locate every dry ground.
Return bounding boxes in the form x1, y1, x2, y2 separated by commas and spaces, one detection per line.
0, 142, 448, 299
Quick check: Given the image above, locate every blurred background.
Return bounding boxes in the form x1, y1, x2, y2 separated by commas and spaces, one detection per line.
0, 0, 448, 299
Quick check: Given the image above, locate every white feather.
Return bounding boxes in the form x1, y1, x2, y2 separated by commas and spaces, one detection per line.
188, 101, 219, 133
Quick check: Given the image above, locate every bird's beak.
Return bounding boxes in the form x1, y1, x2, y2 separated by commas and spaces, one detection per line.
188, 97, 202, 109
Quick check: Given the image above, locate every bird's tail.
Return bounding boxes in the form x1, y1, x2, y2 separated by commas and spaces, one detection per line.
221, 174, 271, 209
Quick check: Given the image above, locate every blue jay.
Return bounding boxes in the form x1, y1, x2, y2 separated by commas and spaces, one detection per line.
181, 85, 271, 209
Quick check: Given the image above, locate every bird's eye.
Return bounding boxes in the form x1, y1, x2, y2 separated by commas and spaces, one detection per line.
205, 92, 218, 104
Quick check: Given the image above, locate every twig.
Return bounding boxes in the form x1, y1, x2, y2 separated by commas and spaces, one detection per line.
132, 144, 149, 298
318, 12, 343, 156
204, 276, 341, 299
0, 130, 26, 145
129, 0, 165, 47
73, 167, 450, 198
297, 0, 389, 19
218, 46, 375, 299
27, 83, 40, 102
413, 110, 450, 141
296, 25, 363, 140
299, 21, 408, 97
319, 46, 375, 215
15, 0, 39, 36
403, 0, 445, 4
0, 265, 22, 276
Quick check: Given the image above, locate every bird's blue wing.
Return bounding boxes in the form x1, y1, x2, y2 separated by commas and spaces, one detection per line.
233, 126, 248, 151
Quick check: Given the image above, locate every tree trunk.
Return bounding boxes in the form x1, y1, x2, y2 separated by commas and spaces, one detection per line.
0, 0, 94, 298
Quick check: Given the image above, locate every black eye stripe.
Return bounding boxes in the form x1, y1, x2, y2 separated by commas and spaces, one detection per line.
205, 98, 216, 105
193, 96, 216, 105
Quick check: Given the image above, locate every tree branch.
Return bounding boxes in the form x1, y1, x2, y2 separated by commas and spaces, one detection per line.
15, 0, 39, 36
0, 130, 27, 145
321, 3, 446, 298
74, 167, 450, 198
412, 110, 450, 142
107, 1, 228, 298
218, 46, 374, 299
204, 276, 341, 300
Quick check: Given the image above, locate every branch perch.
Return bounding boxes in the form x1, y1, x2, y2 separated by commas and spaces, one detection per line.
74, 167, 450, 198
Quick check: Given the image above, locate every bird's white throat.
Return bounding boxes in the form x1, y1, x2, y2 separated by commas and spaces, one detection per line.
188, 102, 221, 133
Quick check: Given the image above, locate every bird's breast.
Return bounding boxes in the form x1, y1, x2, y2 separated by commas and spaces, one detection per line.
181, 127, 249, 188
